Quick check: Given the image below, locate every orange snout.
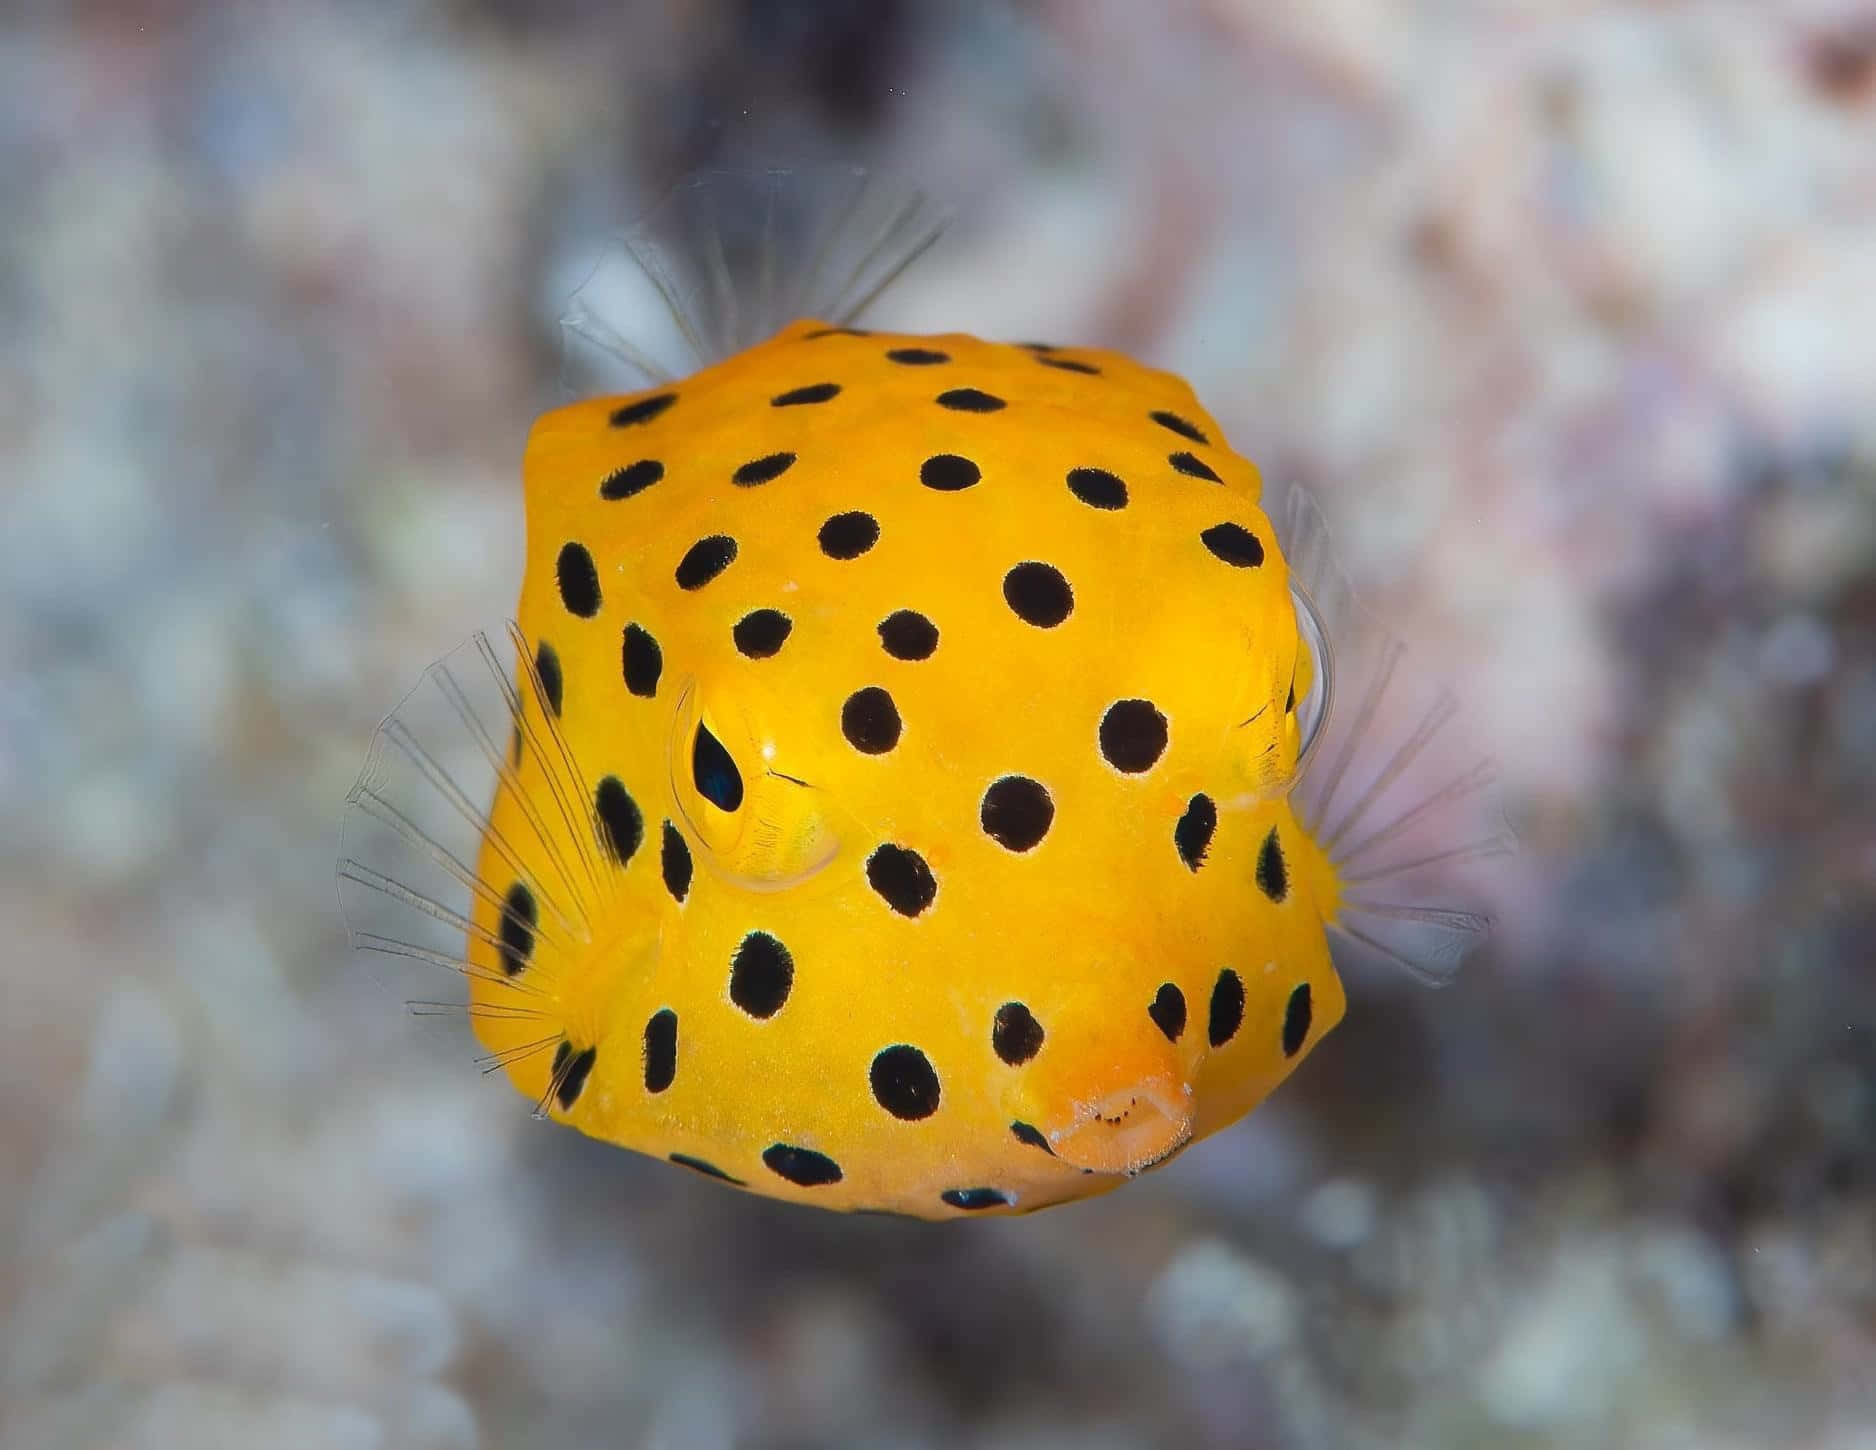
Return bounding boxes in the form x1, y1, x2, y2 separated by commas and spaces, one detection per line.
1012, 1014, 1195, 1176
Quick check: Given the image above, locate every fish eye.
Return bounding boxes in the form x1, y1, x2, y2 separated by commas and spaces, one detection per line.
692, 721, 744, 811
1289, 583, 1334, 775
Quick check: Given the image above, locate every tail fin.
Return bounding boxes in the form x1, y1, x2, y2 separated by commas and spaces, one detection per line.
1280, 489, 1515, 985
558, 164, 949, 395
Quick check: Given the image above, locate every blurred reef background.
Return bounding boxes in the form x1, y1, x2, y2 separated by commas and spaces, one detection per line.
3, 2, 1874, 1447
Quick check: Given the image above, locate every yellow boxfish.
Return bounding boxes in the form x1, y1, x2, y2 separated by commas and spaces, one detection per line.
340, 170, 1505, 1219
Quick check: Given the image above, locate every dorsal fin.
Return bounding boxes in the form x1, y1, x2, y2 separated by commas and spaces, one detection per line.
558, 165, 949, 395
1278, 487, 1516, 985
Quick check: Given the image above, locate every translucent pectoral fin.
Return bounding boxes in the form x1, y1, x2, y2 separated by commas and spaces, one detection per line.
336, 625, 613, 1060
1278, 489, 1517, 986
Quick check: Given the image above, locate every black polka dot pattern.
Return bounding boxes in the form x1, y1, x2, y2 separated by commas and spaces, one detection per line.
661, 820, 691, 904
534, 641, 563, 717
980, 776, 1054, 852
870, 1045, 941, 1121
733, 451, 796, 487
1010, 1121, 1053, 1154
675, 535, 737, 590
937, 387, 1005, 412
552, 1040, 597, 1109
610, 392, 675, 427
729, 931, 793, 1019
1066, 467, 1127, 510
1169, 451, 1222, 483
1282, 983, 1313, 1058
556, 542, 601, 618
877, 609, 938, 661
595, 776, 642, 865
1099, 699, 1169, 773
920, 453, 981, 491
841, 686, 902, 754
733, 609, 792, 659
1149, 983, 1186, 1042
670, 1153, 744, 1185
763, 1143, 843, 1186
643, 1008, 677, 1093
498, 882, 536, 977
1003, 562, 1073, 628
1175, 794, 1216, 871
888, 347, 949, 365
622, 624, 662, 698
819, 510, 880, 559
1038, 356, 1099, 375
941, 1187, 1010, 1210
772, 382, 840, 407
992, 1002, 1044, 1065
1150, 410, 1210, 444
600, 459, 663, 500
866, 843, 937, 917
1256, 826, 1288, 902
1201, 523, 1265, 568
1209, 969, 1246, 1047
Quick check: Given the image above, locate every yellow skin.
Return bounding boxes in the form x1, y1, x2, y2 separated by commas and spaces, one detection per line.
467, 321, 1346, 1218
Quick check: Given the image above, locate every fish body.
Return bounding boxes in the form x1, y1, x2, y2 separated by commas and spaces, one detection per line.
478, 322, 1341, 1216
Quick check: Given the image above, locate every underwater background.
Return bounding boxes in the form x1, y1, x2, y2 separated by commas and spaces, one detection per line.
3, 2, 1873, 1446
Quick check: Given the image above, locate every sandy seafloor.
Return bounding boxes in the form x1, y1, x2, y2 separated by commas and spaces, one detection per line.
3, 2, 1874, 1447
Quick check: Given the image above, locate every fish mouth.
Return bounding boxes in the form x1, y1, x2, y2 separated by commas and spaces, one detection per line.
1045, 1078, 1195, 1178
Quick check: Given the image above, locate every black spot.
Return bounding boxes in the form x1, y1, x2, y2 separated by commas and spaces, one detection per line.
622, 623, 662, 698
693, 723, 743, 811
1175, 794, 1216, 871
1149, 983, 1186, 1042
763, 1143, 843, 1186
1066, 466, 1127, 510
732, 608, 793, 659
1201, 522, 1265, 568
870, 1045, 941, 1120
804, 326, 870, 339
1099, 699, 1169, 773
670, 1153, 744, 1185
1037, 356, 1100, 375
556, 541, 601, 618
1209, 969, 1245, 1047
888, 346, 949, 365
936, 387, 1006, 412
661, 820, 692, 904
498, 882, 536, 977
1150, 409, 1210, 444
866, 843, 937, 917
675, 535, 737, 590
818, 510, 880, 559
534, 641, 563, 717
610, 392, 676, 427
877, 609, 938, 661
552, 1041, 597, 1109
1169, 451, 1222, 483
980, 776, 1054, 852
733, 451, 797, 487
1282, 982, 1313, 1058
643, 1008, 677, 1093
841, 686, 901, 754
595, 776, 643, 865
1002, 562, 1073, 628
1017, 341, 1058, 352
772, 382, 840, 406
920, 453, 981, 491
941, 1187, 1010, 1210
992, 1002, 1044, 1065
1010, 1121, 1053, 1154
730, 931, 794, 1019
600, 458, 663, 500
1256, 826, 1288, 902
